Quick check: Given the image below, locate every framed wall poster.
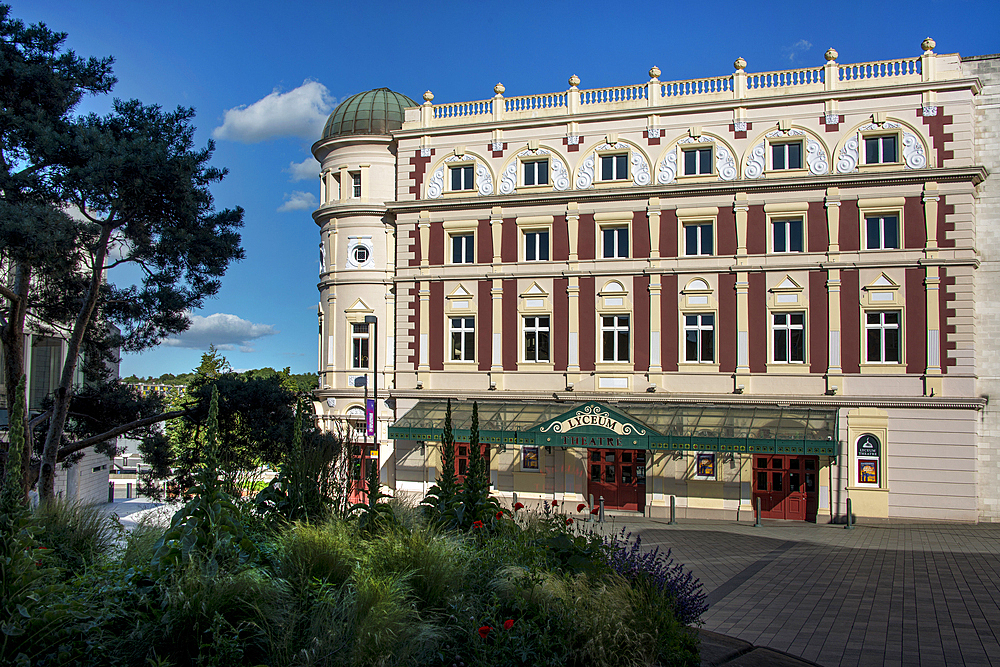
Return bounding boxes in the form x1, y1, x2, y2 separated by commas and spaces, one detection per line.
696, 453, 716, 479
521, 446, 539, 471
858, 460, 878, 485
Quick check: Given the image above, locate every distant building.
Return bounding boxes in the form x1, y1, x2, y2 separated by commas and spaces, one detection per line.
312, 41, 1000, 523
126, 382, 187, 399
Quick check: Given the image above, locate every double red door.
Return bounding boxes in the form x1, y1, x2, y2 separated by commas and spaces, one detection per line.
752, 455, 818, 521
588, 449, 646, 512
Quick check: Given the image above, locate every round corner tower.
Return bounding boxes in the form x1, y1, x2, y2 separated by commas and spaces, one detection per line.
311, 88, 416, 439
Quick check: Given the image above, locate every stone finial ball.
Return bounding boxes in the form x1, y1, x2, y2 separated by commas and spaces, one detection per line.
423, 90, 434, 102
649, 65, 661, 79
494, 82, 505, 95
734, 57, 746, 71
921, 37, 936, 53
825, 48, 839, 62
568, 74, 581, 88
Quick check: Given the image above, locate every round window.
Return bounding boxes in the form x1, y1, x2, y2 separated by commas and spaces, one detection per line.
352, 245, 370, 265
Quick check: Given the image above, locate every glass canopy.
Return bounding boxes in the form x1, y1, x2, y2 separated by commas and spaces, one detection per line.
388, 400, 839, 456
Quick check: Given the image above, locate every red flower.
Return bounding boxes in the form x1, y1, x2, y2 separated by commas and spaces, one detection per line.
513, 502, 524, 511
577, 503, 587, 512
503, 619, 514, 630
495, 511, 504, 520
551, 499, 558, 507
566, 517, 574, 525
591, 507, 600, 515
478, 625, 491, 639
473, 520, 484, 529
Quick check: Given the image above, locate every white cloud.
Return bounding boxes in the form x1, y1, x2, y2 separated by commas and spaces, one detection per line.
783, 39, 813, 63
286, 157, 318, 181
164, 313, 277, 352
213, 80, 335, 143
277, 191, 317, 212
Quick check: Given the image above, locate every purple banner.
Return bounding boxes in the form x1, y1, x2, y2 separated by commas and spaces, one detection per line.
366, 399, 375, 436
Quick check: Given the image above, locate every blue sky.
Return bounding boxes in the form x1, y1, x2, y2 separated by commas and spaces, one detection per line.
11, 0, 998, 378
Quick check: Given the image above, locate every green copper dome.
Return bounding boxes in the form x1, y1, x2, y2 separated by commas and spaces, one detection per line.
321, 88, 418, 139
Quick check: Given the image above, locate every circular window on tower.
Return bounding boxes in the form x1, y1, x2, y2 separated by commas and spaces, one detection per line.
347, 238, 374, 269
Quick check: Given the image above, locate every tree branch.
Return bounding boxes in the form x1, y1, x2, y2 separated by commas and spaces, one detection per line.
54, 408, 192, 462
29, 409, 52, 429
0, 283, 20, 303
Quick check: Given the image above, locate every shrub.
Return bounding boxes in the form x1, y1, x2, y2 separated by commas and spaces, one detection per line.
277, 520, 359, 588
32, 498, 121, 571
362, 526, 467, 610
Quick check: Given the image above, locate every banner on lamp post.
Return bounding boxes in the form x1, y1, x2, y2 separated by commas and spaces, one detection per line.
366, 399, 375, 436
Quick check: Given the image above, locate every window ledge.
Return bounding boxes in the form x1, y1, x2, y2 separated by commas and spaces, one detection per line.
677, 363, 721, 373
859, 363, 905, 374
764, 363, 811, 374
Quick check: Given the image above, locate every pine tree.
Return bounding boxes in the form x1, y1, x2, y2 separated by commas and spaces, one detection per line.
461, 401, 497, 527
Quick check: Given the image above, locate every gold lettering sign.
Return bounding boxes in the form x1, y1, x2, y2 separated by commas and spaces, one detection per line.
540, 405, 646, 437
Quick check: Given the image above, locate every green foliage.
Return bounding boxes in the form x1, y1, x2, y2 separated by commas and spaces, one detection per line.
347, 456, 396, 533
460, 401, 502, 528
32, 498, 121, 571
277, 521, 359, 588
151, 385, 256, 576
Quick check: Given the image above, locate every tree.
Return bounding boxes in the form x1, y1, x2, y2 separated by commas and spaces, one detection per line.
0, 7, 245, 498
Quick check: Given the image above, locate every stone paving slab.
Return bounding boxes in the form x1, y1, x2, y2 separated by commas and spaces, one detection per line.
609, 518, 1000, 667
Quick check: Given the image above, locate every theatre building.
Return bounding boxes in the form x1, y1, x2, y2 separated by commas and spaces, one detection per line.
311, 41, 1000, 523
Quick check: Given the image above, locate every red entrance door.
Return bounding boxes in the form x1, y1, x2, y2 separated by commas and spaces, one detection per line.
588, 449, 646, 512
752, 455, 818, 521
349, 445, 379, 504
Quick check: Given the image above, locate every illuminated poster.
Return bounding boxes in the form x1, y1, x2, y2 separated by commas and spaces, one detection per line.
522, 446, 539, 470
858, 460, 878, 485
697, 453, 715, 478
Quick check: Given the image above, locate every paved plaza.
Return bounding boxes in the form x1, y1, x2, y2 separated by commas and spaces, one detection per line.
621, 517, 1000, 666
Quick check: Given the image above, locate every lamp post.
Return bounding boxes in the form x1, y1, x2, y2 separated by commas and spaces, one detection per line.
365, 315, 378, 487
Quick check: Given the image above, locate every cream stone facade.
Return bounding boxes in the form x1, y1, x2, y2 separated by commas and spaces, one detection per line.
312, 44, 999, 523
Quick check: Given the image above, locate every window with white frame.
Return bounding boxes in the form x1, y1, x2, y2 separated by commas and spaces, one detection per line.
524, 230, 549, 261
450, 317, 475, 361
351, 322, 370, 369
601, 315, 630, 362
684, 314, 715, 363
683, 147, 713, 175
450, 164, 475, 191
865, 311, 901, 363
351, 172, 361, 198
772, 218, 804, 253
600, 153, 628, 181
684, 222, 713, 256
865, 214, 900, 250
523, 316, 550, 362
451, 233, 474, 264
523, 159, 549, 186
771, 141, 803, 170
773, 312, 805, 363
602, 226, 629, 259
864, 134, 898, 164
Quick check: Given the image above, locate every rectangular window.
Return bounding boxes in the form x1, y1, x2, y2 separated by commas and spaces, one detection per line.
524, 230, 549, 261
450, 317, 475, 361
684, 223, 713, 256
771, 142, 803, 170
865, 135, 898, 164
351, 322, 370, 369
523, 316, 550, 362
450, 165, 475, 191
601, 315, 630, 362
523, 159, 549, 186
683, 147, 713, 175
866, 311, 900, 363
773, 312, 805, 363
602, 226, 629, 259
451, 233, 474, 264
772, 218, 804, 253
600, 153, 628, 181
351, 172, 361, 198
865, 215, 900, 250
684, 313, 715, 363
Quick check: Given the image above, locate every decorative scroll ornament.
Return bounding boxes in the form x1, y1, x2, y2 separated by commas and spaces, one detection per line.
492, 141, 503, 152
477, 164, 493, 196
420, 147, 431, 157
648, 128, 661, 139
902, 132, 926, 169
922, 105, 938, 117
445, 153, 466, 162
631, 151, 651, 186
538, 404, 647, 436
576, 154, 596, 189
860, 121, 900, 131
836, 135, 860, 173
657, 151, 677, 184
766, 128, 805, 138
715, 145, 737, 181
744, 143, 766, 179
806, 140, 829, 175
552, 157, 570, 191
498, 160, 518, 195
734, 120, 748, 132
427, 165, 445, 198
825, 112, 840, 126
567, 135, 580, 145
